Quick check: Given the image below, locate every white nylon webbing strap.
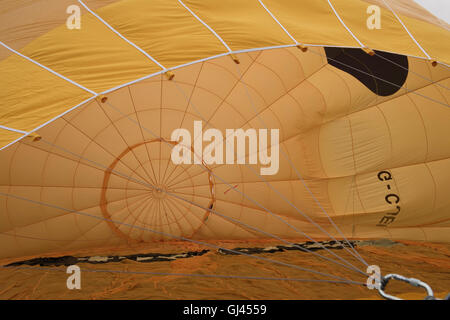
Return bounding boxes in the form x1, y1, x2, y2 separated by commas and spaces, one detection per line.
0, 134, 27, 151
177, 0, 233, 53
0, 40, 97, 96
0, 125, 28, 135
381, 0, 431, 60
0, 95, 97, 151
0, 33, 99, 150
77, 0, 167, 70
326, 0, 365, 48
257, 0, 298, 45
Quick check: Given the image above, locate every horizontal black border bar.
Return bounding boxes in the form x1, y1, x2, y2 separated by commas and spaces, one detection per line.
0, 300, 447, 319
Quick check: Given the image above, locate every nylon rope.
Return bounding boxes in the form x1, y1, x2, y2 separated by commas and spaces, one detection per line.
381, 0, 432, 60
0, 125, 28, 135
230, 60, 369, 266
325, 0, 365, 48
101, 93, 367, 275
257, 0, 299, 45
177, 0, 232, 53
19, 125, 366, 277
40, 0, 370, 272
169, 79, 368, 270
77, 0, 167, 70
309, 49, 449, 107
0, 191, 363, 285
0, 24, 369, 274
0, 40, 97, 96
0, 96, 98, 151
1, 3, 449, 288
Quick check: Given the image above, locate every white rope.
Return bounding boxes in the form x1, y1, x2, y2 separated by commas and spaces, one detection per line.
169, 81, 366, 274
0, 96, 97, 151
102, 95, 366, 274
177, 0, 232, 53
101, 70, 166, 95
77, 0, 167, 70
325, 0, 365, 48
317, 49, 449, 107
0, 38, 98, 150
375, 53, 450, 90
230, 60, 369, 266
101, 52, 232, 95
100, 44, 365, 95
101, 45, 301, 95
257, 0, 299, 45
1, 42, 446, 153
381, 0, 431, 60
0, 134, 27, 151
27, 95, 98, 135
0, 190, 359, 284
1, 32, 446, 154
0, 40, 97, 96
0, 125, 28, 135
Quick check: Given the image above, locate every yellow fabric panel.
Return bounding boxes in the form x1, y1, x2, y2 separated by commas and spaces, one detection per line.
0, 129, 23, 149
0, 0, 120, 60
95, 0, 227, 68
182, 0, 294, 50
331, 0, 425, 58
19, 8, 161, 93
0, 54, 92, 132
365, 0, 450, 30
1, 0, 449, 70
260, 0, 358, 47
399, 14, 450, 63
